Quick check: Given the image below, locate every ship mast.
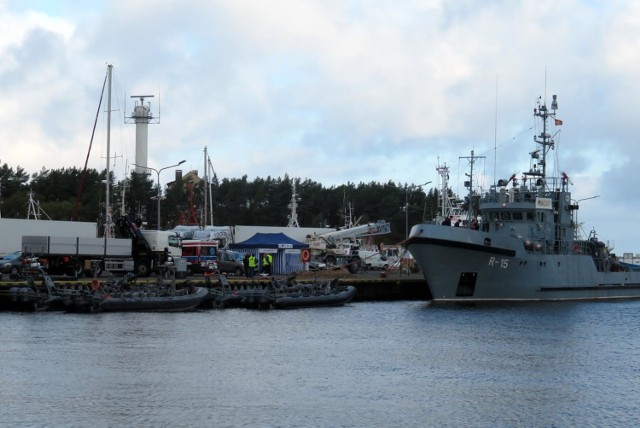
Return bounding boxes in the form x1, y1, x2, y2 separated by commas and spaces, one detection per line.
459, 150, 485, 223
531, 94, 558, 187
436, 162, 452, 220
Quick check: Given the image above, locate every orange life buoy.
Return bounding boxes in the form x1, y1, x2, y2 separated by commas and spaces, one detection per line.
91, 279, 101, 290
301, 248, 311, 262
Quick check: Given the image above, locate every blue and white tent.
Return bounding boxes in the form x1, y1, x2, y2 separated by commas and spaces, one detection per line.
229, 233, 308, 275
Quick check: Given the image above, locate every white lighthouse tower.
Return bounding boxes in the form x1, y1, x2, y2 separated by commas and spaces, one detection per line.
127, 95, 158, 173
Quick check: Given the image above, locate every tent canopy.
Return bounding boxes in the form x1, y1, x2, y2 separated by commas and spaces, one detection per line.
229, 232, 309, 249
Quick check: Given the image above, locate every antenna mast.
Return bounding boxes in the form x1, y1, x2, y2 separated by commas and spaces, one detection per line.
459, 150, 485, 222
436, 162, 452, 219
494, 74, 498, 184
287, 181, 301, 227
532, 94, 558, 184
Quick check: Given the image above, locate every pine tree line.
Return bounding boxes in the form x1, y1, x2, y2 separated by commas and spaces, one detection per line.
0, 162, 451, 244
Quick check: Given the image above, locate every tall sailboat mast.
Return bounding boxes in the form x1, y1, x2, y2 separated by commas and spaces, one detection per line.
105, 64, 113, 237
207, 155, 215, 226
202, 146, 215, 227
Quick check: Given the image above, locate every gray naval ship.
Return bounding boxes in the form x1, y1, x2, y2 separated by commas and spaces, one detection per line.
406, 94, 640, 302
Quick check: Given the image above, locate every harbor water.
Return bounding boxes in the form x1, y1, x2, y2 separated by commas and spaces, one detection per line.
2, 300, 639, 427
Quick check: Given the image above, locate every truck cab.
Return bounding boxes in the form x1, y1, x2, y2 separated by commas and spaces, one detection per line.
181, 240, 218, 275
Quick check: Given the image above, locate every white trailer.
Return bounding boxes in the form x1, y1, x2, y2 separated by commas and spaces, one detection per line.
22, 235, 134, 276
0, 218, 97, 256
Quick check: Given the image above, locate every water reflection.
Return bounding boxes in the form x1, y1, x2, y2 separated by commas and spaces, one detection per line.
1, 301, 639, 427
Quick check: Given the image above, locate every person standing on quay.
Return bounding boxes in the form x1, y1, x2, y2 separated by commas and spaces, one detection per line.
248, 253, 257, 278
262, 253, 273, 276
243, 253, 250, 278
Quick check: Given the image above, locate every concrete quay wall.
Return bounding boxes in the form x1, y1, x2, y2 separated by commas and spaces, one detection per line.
1, 272, 433, 302
225, 271, 432, 301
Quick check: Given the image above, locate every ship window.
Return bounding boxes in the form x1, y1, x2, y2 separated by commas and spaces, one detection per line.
500, 212, 511, 220
527, 212, 535, 221
512, 212, 523, 221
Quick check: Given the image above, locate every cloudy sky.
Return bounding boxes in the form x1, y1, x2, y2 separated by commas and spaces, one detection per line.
2, 0, 640, 253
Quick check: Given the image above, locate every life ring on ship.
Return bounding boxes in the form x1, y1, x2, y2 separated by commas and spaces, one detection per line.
91, 279, 101, 290
301, 249, 311, 262
573, 243, 580, 254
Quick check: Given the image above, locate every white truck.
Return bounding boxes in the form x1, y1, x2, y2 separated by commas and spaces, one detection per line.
21, 215, 181, 277
305, 221, 391, 273
358, 246, 400, 270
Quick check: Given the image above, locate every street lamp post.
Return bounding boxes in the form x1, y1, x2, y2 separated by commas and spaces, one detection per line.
405, 181, 432, 240
133, 160, 186, 230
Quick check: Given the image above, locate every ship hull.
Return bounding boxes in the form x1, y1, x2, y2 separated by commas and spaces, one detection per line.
406, 224, 640, 302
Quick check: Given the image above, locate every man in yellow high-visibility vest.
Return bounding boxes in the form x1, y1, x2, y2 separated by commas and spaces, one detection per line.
262, 253, 273, 275
248, 254, 257, 277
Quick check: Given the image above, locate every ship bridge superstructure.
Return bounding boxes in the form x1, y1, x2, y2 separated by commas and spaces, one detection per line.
477, 95, 583, 256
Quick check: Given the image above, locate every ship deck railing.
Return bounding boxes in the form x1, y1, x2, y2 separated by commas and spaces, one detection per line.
481, 176, 568, 204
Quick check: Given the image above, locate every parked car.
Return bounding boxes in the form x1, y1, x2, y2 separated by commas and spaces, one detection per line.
359, 251, 397, 270
217, 250, 245, 276
308, 261, 327, 271
0, 251, 25, 275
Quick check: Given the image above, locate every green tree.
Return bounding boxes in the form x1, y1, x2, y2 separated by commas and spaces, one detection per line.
122, 171, 155, 227
0, 162, 30, 217
0, 159, 445, 246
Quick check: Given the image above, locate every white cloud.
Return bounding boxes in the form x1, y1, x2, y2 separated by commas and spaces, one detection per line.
2, 0, 640, 251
